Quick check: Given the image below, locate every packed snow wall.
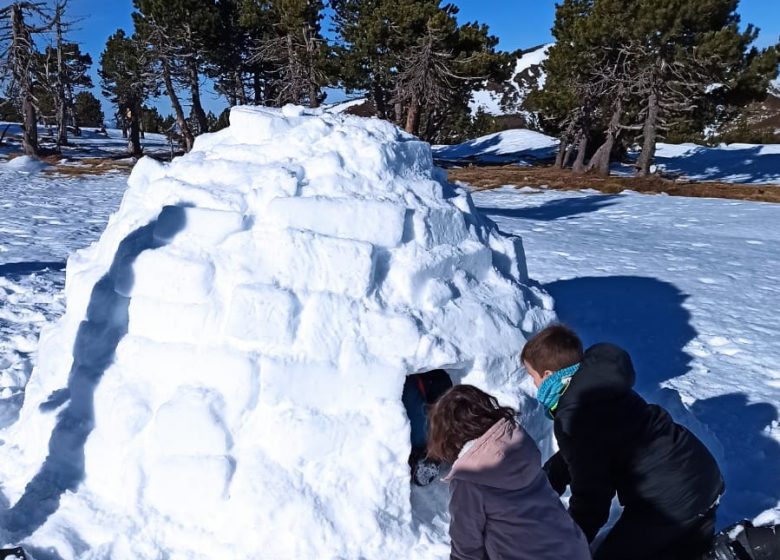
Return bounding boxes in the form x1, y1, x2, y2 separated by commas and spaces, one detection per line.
0, 105, 555, 559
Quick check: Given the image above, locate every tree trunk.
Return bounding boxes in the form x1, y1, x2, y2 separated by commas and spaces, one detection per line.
55, 12, 68, 147
405, 97, 421, 136
371, 80, 386, 119
127, 103, 142, 156
22, 95, 39, 156
555, 138, 568, 168
235, 70, 247, 105
162, 59, 194, 152
572, 125, 589, 174
588, 95, 623, 176
309, 80, 320, 109
11, 5, 39, 156
636, 91, 659, 177
252, 72, 262, 105
189, 59, 209, 133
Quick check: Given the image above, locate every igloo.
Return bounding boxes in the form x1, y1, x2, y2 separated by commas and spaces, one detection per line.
0, 105, 555, 559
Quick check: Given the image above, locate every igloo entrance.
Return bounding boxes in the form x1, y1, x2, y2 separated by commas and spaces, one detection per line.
0, 105, 555, 559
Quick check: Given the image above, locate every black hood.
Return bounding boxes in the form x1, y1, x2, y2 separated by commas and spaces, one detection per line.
559, 343, 636, 407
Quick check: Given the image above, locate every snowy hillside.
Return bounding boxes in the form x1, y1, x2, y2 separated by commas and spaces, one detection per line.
433, 128, 559, 165
0, 106, 555, 559
469, 44, 551, 118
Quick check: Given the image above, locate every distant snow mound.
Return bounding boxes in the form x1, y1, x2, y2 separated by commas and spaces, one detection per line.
434, 128, 559, 165
0, 105, 554, 559
0, 155, 48, 174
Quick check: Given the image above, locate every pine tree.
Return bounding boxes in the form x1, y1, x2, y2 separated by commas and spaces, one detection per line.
133, 0, 218, 135
99, 29, 154, 155
333, 0, 507, 140
73, 91, 103, 128
0, 2, 51, 156
248, 0, 329, 108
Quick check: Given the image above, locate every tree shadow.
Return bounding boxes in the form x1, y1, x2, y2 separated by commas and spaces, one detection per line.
545, 275, 780, 527
0, 262, 65, 279
545, 276, 694, 390
477, 194, 620, 222
691, 394, 780, 524
0, 205, 187, 542
655, 145, 780, 184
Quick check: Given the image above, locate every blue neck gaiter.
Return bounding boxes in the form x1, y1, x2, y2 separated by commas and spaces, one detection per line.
537, 363, 580, 419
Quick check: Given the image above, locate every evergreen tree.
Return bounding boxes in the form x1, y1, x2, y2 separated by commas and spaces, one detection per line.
99, 29, 154, 155
534, 0, 779, 176
0, 2, 50, 156
333, 0, 508, 140
73, 90, 103, 127
133, 0, 218, 135
248, 0, 329, 108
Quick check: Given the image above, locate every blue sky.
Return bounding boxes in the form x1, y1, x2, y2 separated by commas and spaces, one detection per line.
64, 0, 780, 118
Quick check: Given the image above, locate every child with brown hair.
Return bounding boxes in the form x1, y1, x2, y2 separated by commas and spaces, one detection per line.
427, 384, 591, 560
521, 324, 724, 560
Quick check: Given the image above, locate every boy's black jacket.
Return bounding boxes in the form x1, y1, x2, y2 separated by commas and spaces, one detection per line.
545, 343, 724, 542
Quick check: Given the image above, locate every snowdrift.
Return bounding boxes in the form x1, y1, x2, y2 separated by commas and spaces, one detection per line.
0, 105, 554, 559
433, 128, 559, 165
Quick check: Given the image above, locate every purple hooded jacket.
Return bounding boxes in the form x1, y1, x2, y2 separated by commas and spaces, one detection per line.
444, 419, 591, 560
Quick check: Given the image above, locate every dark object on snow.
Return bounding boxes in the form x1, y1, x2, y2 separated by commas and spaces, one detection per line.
546, 343, 724, 556
402, 369, 452, 486
708, 521, 780, 560
0, 548, 26, 560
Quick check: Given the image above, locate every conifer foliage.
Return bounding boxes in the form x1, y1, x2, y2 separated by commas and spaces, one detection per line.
531, 0, 779, 177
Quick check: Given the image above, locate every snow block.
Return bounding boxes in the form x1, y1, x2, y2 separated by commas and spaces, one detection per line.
490, 233, 530, 283
268, 196, 406, 247
113, 337, 257, 426
294, 293, 359, 363
225, 284, 298, 346
259, 359, 344, 410
127, 298, 217, 344
144, 455, 233, 518
123, 250, 214, 303
414, 207, 470, 248
149, 388, 230, 456
154, 205, 245, 246
385, 241, 493, 305
252, 231, 375, 298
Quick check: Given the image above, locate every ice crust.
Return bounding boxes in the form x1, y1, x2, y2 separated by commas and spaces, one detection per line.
0, 105, 554, 559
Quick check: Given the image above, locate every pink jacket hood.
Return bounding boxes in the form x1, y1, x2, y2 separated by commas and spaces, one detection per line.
444, 418, 543, 491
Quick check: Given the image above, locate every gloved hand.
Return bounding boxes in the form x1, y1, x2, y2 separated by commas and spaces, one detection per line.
543, 451, 571, 496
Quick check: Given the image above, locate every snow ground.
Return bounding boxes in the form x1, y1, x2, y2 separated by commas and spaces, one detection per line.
473, 186, 780, 528
0, 123, 170, 163
0, 169, 128, 429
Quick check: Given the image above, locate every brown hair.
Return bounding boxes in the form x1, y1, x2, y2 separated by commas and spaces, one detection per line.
427, 385, 516, 463
520, 324, 583, 373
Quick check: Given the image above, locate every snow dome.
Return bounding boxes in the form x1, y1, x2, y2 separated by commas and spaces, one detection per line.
0, 105, 555, 558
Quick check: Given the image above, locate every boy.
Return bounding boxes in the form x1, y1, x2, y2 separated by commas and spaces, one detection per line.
402, 369, 453, 486
521, 325, 724, 560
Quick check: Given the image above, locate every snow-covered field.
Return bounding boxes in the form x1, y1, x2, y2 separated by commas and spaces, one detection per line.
0, 113, 779, 557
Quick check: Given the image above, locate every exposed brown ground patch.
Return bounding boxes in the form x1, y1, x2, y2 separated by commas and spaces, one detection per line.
447, 165, 780, 203
45, 157, 136, 176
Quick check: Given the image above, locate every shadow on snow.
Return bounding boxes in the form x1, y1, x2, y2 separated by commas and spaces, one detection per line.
546, 275, 780, 527
0, 205, 187, 543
